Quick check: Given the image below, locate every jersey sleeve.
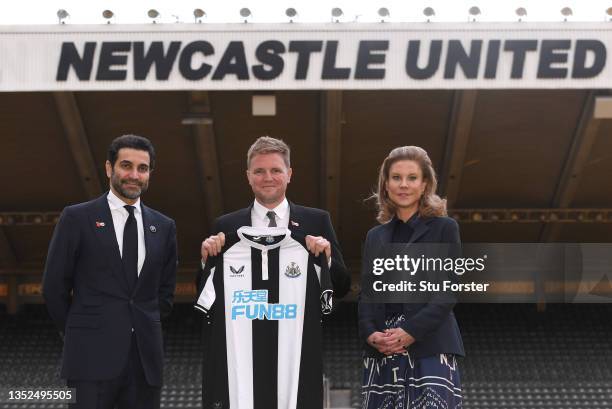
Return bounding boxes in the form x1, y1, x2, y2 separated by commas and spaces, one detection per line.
194, 255, 217, 314
315, 253, 334, 314
193, 231, 240, 316
290, 231, 336, 315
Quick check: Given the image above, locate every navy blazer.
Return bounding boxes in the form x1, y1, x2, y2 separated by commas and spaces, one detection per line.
42, 193, 178, 386
197, 201, 350, 298
358, 215, 465, 359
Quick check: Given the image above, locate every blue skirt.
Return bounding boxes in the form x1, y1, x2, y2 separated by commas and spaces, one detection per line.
362, 315, 463, 409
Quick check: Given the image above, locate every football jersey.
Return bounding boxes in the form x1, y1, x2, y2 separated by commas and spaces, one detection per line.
195, 226, 333, 409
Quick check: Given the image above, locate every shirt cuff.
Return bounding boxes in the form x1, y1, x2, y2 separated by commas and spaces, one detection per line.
328, 257, 332, 268
201, 259, 206, 270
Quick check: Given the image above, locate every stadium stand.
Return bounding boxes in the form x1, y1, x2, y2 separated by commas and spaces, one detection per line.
1, 302, 612, 408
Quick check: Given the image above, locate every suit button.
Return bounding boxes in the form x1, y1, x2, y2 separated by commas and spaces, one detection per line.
129, 299, 134, 305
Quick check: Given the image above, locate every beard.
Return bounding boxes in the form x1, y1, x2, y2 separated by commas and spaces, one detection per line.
110, 171, 148, 200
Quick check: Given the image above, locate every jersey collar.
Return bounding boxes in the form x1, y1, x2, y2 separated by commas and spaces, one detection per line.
237, 226, 292, 251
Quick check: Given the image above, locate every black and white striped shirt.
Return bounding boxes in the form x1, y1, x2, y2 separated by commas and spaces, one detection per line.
195, 226, 333, 409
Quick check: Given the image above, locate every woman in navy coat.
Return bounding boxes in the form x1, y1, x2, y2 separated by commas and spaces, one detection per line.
359, 146, 465, 409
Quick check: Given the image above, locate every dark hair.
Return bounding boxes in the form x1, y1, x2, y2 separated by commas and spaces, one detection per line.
107, 134, 156, 170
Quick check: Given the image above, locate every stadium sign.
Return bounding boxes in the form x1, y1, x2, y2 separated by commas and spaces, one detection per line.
1, 23, 611, 90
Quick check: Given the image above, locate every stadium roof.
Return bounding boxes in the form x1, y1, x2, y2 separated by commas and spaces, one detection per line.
1, 89, 611, 274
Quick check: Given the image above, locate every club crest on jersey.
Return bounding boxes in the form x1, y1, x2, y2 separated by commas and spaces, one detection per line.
285, 262, 301, 278
251, 235, 275, 244
229, 265, 245, 276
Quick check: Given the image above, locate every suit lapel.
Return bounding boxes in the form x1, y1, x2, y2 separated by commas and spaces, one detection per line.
243, 205, 254, 227
379, 215, 430, 244
408, 216, 430, 243
380, 220, 394, 244
89, 193, 129, 293
287, 201, 303, 232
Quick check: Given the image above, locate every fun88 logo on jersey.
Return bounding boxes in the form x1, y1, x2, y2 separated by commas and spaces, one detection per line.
231, 289, 297, 320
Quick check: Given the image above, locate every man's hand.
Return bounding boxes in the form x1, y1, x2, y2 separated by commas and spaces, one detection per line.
305, 235, 331, 263
201, 232, 226, 264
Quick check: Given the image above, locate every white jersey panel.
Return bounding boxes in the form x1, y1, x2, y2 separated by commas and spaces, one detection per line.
224, 242, 255, 409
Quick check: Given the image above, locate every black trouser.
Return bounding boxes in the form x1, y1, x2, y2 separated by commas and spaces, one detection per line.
68, 334, 161, 409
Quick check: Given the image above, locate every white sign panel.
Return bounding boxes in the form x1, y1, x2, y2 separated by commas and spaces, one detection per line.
0, 23, 610, 91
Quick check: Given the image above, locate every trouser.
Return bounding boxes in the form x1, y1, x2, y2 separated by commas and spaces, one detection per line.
68, 333, 161, 409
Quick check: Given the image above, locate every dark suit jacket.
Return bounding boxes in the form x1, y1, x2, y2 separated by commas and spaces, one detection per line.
197, 201, 350, 298
358, 215, 465, 359
42, 193, 178, 386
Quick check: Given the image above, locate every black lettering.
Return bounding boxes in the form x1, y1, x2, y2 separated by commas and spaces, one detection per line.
288, 41, 323, 80
504, 40, 538, 79
56, 42, 96, 81
133, 41, 181, 80
96, 42, 130, 81
212, 41, 249, 80
355, 40, 388, 79
573, 40, 606, 78
405, 40, 442, 80
484, 40, 501, 79
178, 41, 214, 80
444, 40, 482, 79
538, 40, 570, 78
253, 40, 285, 80
322, 41, 350, 80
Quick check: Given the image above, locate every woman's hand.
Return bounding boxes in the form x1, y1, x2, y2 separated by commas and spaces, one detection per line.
367, 328, 415, 355
366, 331, 389, 354
382, 328, 415, 355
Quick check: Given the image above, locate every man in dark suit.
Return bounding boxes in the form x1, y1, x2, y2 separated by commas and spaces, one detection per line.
197, 136, 348, 409
199, 136, 349, 297
43, 134, 177, 409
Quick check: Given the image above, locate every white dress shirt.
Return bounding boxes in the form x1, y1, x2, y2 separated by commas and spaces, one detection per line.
201, 198, 332, 269
252, 198, 332, 268
107, 190, 146, 275
251, 198, 289, 228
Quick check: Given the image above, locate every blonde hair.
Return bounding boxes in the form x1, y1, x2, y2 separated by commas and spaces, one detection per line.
373, 146, 447, 223
247, 136, 291, 168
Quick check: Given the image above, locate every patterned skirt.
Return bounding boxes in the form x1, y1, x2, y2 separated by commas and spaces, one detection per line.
361, 315, 463, 409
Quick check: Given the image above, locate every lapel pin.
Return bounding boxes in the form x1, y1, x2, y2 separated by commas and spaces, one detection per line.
150, 225, 157, 233
290, 220, 299, 227
95, 221, 105, 227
